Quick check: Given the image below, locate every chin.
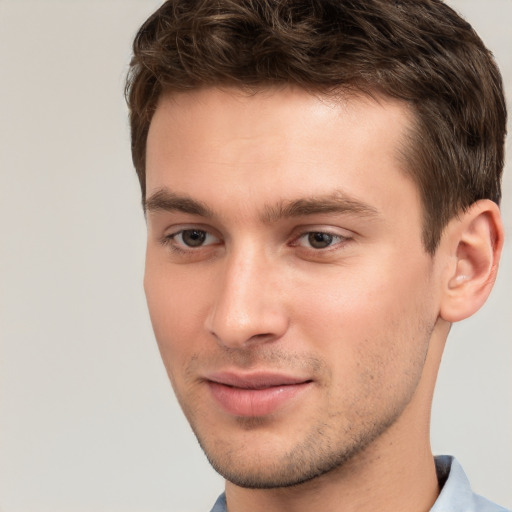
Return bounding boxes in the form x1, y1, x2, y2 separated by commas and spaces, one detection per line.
195, 422, 378, 489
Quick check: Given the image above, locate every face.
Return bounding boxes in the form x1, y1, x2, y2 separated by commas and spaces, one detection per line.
144, 87, 442, 488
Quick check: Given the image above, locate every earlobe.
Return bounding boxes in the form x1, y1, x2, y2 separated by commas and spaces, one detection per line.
440, 200, 504, 323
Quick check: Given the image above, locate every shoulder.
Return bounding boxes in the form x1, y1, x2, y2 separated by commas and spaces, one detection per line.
472, 493, 511, 512
209, 493, 227, 512
431, 455, 510, 512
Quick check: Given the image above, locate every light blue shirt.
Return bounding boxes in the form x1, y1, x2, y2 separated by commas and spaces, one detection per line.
209, 456, 510, 512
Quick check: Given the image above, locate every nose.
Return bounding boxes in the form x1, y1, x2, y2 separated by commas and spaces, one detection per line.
205, 247, 289, 349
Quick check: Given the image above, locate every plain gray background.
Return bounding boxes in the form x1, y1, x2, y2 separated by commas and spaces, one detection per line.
0, 1, 510, 511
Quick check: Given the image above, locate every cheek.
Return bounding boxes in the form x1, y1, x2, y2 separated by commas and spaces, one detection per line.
291, 255, 436, 373
292, 268, 435, 426
144, 258, 210, 370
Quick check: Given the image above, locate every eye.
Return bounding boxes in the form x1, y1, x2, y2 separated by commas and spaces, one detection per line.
307, 232, 335, 249
179, 229, 208, 247
166, 229, 220, 249
293, 230, 349, 250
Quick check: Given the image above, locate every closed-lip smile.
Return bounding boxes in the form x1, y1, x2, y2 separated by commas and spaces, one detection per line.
204, 371, 313, 417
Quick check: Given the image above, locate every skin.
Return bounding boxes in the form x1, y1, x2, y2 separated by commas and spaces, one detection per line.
143, 86, 502, 512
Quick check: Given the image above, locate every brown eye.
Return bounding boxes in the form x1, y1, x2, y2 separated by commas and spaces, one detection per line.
181, 229, 207, 247
164, 228, 221, 252
308, 232, 334, 249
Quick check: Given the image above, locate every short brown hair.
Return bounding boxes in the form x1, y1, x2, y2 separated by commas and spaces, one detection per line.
125, 0, 507, 253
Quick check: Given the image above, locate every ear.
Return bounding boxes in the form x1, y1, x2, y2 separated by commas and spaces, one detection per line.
439, 199, 504, 323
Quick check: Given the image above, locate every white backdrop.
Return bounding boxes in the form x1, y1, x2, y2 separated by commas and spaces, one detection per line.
0, 1, 510, 511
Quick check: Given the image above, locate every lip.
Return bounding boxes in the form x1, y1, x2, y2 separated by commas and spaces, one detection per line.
205, 371, 313, 417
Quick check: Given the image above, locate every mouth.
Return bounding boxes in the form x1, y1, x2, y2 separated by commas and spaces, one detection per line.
205, 371, 313, 417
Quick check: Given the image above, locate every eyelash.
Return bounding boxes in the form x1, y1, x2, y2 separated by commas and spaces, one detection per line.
161, 229, 221, 254
292, 231, 350, 251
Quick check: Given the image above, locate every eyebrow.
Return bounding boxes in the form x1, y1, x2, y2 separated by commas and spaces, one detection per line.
144, 188, 379, 221
144, 189, 213, 217
262, 192, 379, 223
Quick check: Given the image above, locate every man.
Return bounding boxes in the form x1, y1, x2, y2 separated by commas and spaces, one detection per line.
125, 1, 508, 511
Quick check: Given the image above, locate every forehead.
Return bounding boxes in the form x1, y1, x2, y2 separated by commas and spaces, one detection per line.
145, 86, 417, 220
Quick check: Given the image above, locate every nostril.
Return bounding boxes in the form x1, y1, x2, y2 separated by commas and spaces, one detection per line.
251, 333, 274, 340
